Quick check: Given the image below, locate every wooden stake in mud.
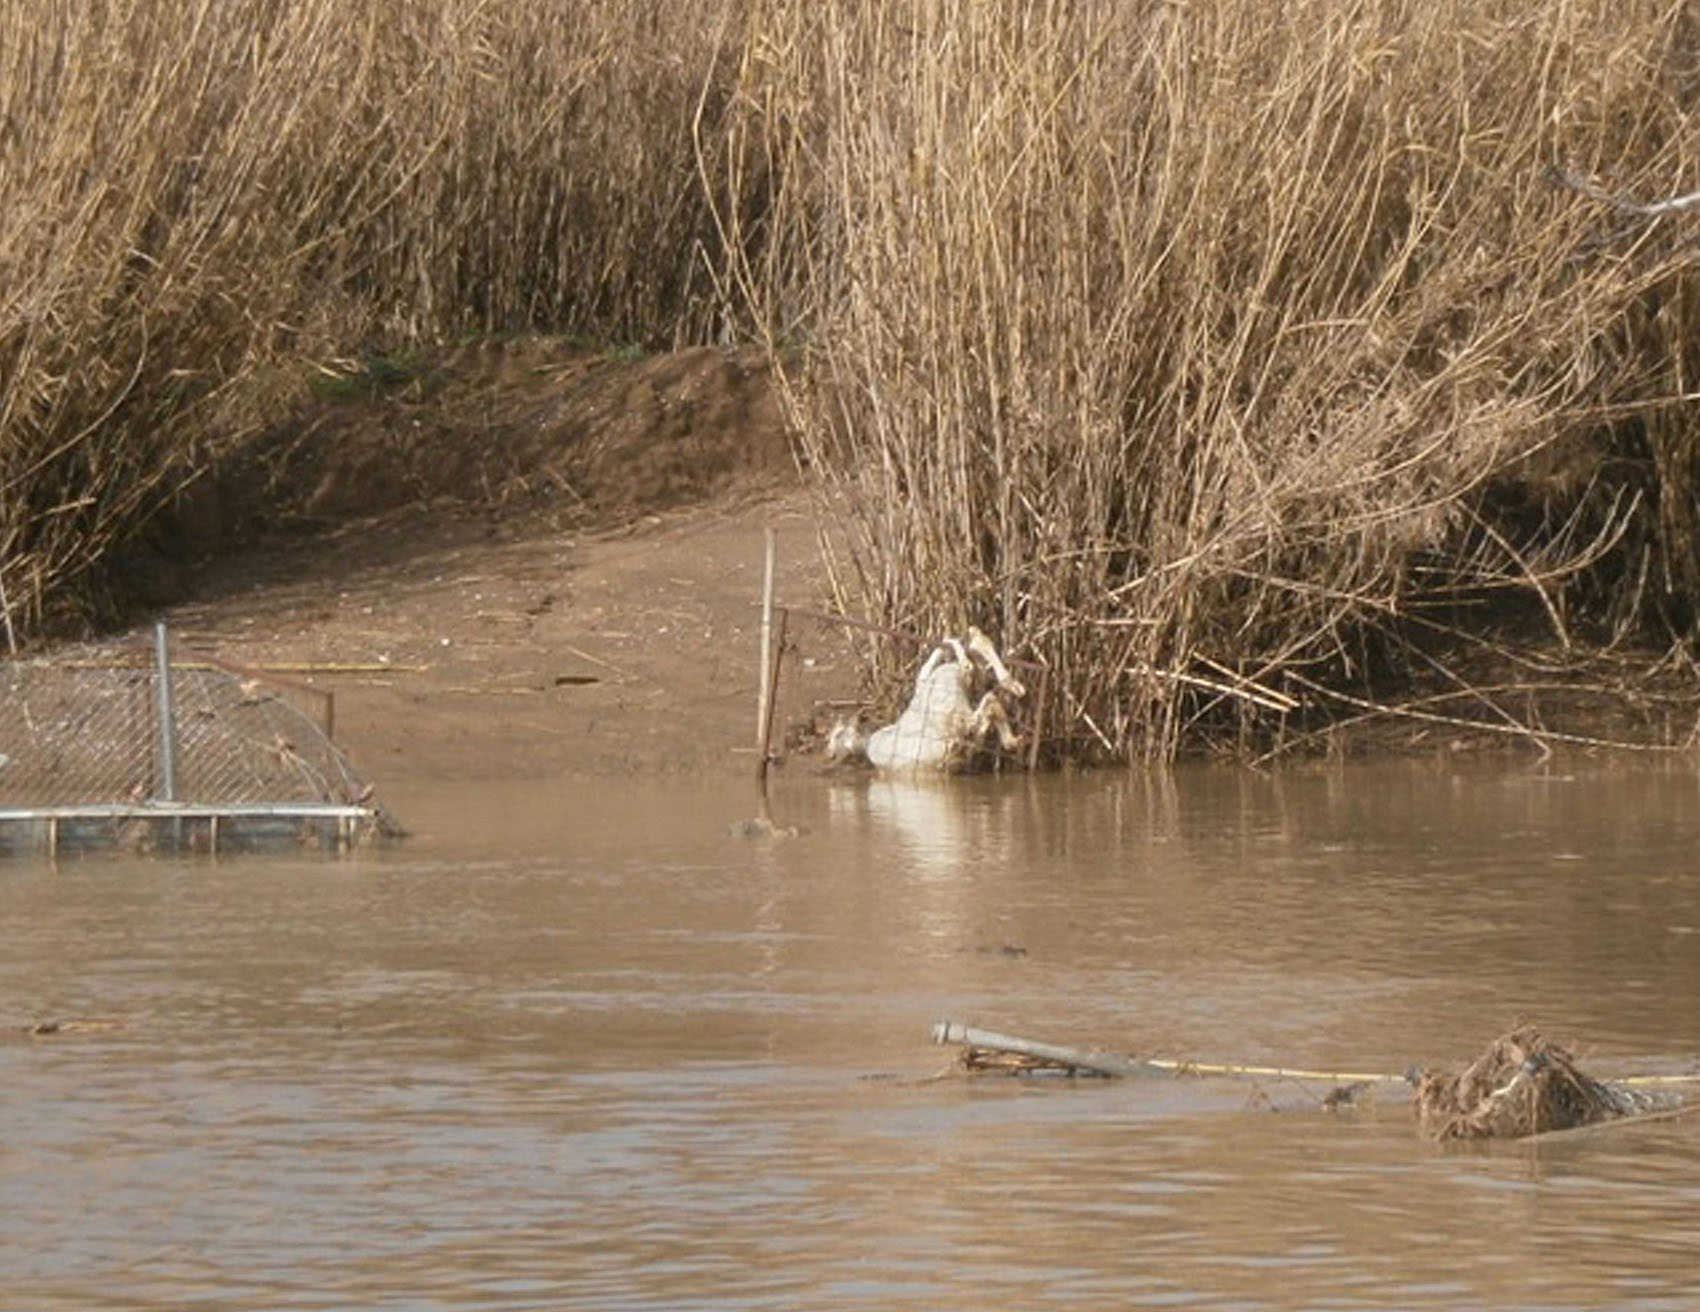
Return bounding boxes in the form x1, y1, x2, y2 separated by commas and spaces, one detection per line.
756, 527, 778, 782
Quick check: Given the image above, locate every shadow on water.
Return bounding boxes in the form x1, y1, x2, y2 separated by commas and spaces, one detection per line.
4, 758, 1700, 1309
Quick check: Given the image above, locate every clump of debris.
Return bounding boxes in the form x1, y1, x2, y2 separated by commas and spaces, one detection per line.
1410, 1025, 1661, 1140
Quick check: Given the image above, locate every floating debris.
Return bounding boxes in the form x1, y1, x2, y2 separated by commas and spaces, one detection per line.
932, 1019, 1697, 1138
1321, 1080, 1376, 1111
1410, 1025, 1673, 1140
932, 1019, 1403, 1086
24, 1017, 125, 1037
726, 816, 798, 841
935, 1020, 1191, 1079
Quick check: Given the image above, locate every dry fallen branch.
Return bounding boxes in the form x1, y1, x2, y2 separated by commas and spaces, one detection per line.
1278, 671, 1690, 755
1128, 662, 1300, 715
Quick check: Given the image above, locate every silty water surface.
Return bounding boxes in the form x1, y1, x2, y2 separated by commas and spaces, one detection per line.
4, 759, 1700, 1309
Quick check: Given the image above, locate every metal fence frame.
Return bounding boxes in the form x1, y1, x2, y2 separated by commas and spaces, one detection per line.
0, 622, 388, 856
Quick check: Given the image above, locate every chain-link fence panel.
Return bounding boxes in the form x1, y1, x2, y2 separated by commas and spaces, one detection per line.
0, 649, 374, 811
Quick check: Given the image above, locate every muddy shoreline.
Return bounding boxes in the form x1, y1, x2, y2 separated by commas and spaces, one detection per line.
162, 492, 854, 790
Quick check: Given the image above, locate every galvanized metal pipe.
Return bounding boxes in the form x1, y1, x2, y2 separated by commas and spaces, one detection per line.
153, 621, 177, 802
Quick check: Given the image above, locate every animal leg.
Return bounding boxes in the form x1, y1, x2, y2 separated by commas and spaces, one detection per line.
911, 639, 972, 723
965, 627, 1026, 697
825, 714, 870, 762
971, 691, 1021, 752
915, 641, 958, 685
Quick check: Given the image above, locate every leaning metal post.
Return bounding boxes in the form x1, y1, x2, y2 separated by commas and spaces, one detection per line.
153, 620, 177, 802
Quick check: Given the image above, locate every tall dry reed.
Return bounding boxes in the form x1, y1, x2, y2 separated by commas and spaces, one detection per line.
0, 0, 750, 629
725, 0, 1700, 758
6, 0, 1699, 761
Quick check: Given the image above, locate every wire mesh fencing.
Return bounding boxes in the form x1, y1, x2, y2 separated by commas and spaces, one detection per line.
0, 635, 393, 854
0, 656, 370, 807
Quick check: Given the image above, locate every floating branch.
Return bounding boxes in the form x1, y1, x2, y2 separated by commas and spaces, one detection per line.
21, 1017, 125, 1037
1279, 671, 1689, 755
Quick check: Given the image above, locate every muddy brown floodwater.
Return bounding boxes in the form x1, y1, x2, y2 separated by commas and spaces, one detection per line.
4, 758, 1700, 1310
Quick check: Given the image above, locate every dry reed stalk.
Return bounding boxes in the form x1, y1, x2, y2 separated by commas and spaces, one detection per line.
725, 0, 1700, 760
0, 0, 756, 633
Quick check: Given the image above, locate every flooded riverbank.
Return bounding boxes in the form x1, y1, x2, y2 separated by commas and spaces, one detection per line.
4, 760, 1699, 1309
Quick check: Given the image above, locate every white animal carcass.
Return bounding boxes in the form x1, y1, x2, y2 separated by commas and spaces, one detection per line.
826, 627, 1026, 771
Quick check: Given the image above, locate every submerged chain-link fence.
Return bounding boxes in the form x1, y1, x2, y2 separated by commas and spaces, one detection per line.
0, 643, 373, 811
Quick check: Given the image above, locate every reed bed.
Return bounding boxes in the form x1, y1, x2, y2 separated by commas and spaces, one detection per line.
6, 0, 1700, 760
726, 0, 1700, 758
0, 0, 748, 629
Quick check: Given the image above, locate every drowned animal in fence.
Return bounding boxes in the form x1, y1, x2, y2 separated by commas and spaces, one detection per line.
827, 627, 1026, 772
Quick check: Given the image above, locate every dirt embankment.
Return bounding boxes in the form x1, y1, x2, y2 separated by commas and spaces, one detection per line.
155, 341, 860, 786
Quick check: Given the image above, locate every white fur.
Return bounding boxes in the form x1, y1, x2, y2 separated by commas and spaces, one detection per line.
828, 628, 1025, 772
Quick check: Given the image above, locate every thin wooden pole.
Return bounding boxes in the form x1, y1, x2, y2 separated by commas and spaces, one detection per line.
758, 607, 788, 784
755, 527, 778, 778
